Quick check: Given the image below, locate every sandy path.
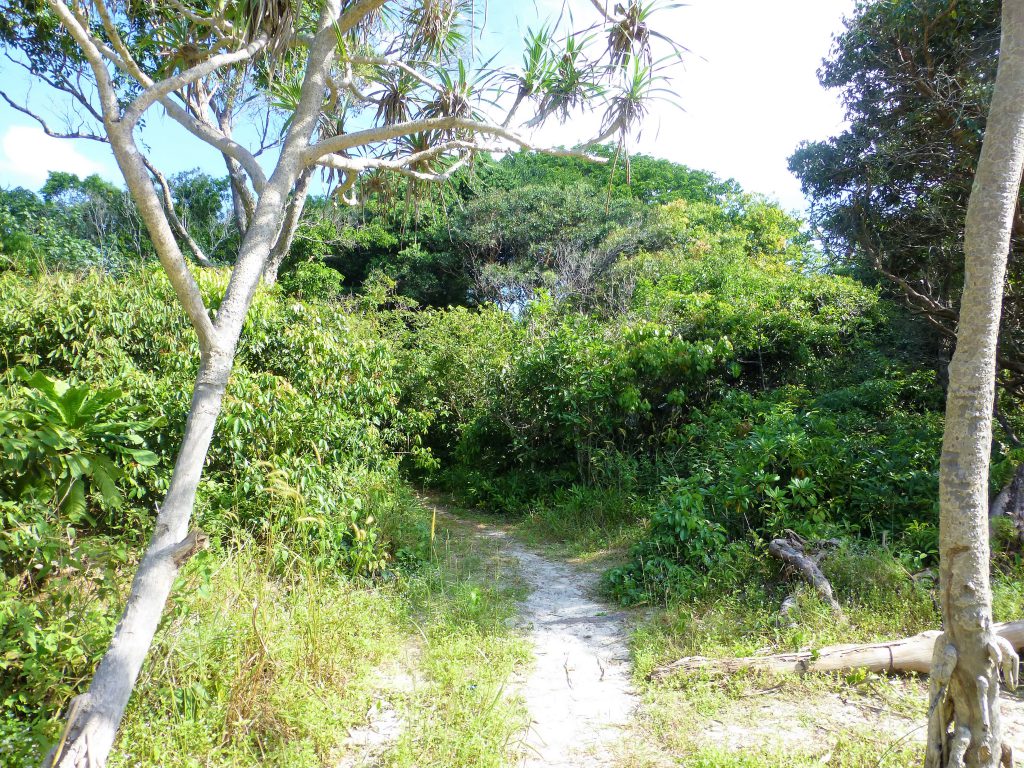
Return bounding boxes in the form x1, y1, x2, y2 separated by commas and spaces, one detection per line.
474, 527, 637, 768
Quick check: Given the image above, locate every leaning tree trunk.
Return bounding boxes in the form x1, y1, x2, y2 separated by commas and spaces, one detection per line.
925, 2, 1024, 767
43, 1, 344, 763
46, 351, 230, 767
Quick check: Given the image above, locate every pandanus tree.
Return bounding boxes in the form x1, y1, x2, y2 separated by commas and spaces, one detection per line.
925, 1, 1024, 766
0, 0, 682, 765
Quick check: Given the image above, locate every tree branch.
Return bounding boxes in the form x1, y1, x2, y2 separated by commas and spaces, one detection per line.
305, 116, 607, 165
83, 0, 268, 192
143, 157, 217, 268
46, 0, 220, 353
335, 0, 389, 35
349, 56, 444, 92
124, 35, 269, 126
43, 0, 120, 118
319, 151, 472, 183
0, 91, 107, 142
3, 52, 106, 124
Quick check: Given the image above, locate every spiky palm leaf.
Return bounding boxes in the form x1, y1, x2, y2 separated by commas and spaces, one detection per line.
232, 0, 299, 57
529, 32, 602, 125
598, 56, 677, 143
371, 71, 420, 125
499, 26, 556, 126
605, 1, 688, 69
405, 0, 469, 61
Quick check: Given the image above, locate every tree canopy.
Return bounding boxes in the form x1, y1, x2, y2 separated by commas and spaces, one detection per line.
789, 0, 1024, 390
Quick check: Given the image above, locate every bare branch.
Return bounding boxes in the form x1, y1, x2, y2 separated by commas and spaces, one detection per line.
3, 53, 106, 124
215, 0, 345, 337
142, 156, 217, 268
83, 0, 268, 191
264, 168, 314, 284
319, 151, 472, 182
162, 98, 268, 191
0, 91, 107, 142
336, 0, 389, 35
44, 0, 120, 118
349, 56, 444, 92
588, 0, 614, 22
334, 169, 359, 206
163, 0, 236, 36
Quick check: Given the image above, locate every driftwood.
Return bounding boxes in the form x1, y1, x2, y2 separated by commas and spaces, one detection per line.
768, 531, 841, 612
650, 620, 1024, 681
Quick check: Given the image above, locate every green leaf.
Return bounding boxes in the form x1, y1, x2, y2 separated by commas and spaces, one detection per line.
62, 479, 87, 521
124, 448, 159, 467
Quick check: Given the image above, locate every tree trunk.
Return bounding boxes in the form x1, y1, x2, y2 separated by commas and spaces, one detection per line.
46, 350, 232, 768
263, 167, 313, 286
926, 2, 1024, 766
225, 153, 255, 236
990, 462, 1024, 544
43, 1, 344, 762
650, 621, 1024, 681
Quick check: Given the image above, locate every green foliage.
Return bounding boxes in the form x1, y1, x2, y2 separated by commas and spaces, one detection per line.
0, 168, 238, 274
0, 186, 107, 273
0, 264, 435, 752
275, 148, 737, 308
604, 376, 944, 604
789, 0, 1024, 383
0, 368, 156, 763
279, 260, 344, 301
395, 191, 954, 607
477, 146, 739, 205
1, 368, 159, 528
0, 137, 1002, 763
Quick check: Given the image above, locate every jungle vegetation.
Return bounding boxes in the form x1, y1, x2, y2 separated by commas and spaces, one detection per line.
2, 0, 1024, 766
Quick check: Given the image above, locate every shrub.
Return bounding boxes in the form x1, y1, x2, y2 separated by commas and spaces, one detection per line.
279, 261, 344, 302
0, 265, 434, 747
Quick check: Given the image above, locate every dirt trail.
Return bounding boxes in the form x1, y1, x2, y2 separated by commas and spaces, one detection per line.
472, 526, 638, 768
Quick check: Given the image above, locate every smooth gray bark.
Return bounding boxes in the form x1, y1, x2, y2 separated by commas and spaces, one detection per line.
44, 2, 344, 765
925, 2, 1024, 766
46, 351, 230, 768
264, 167, 314, 286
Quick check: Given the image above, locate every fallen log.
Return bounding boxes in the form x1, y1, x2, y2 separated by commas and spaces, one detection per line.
768, 531, 841, 612
650, 620, 1024, 681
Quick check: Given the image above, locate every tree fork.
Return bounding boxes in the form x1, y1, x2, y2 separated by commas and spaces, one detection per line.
38, 0, 345, 763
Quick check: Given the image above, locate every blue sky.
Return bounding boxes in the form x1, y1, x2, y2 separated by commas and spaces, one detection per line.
0, 0, 855, 212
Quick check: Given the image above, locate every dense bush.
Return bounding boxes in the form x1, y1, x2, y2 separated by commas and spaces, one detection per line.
5, 147, 1022, 762
394, 193, 992, 606
0, 263, 432, 755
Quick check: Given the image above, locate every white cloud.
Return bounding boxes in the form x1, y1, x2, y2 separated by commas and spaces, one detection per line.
0, 124, 113, 190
